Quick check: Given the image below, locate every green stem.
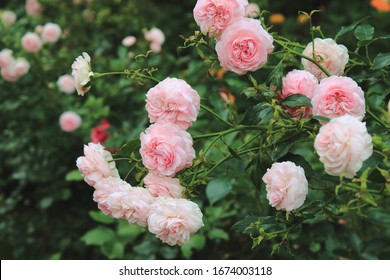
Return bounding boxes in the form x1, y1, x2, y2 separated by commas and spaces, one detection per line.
193, 125, 266, 140
366, 109, 390, 128
200, 104, 235, 128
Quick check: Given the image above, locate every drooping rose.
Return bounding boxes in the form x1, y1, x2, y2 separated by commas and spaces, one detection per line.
148, 197, 204, 246
146, 77, 200, 130
193, 0, 249, 38
314, 115, 373, 179
21, 32, 42, 53
41, 23, 62, 43
57, 74, 75, 94
311, 76, 365, 123
140, 123, 195, 177
71, 52, 93, 96
302, 38, 349, 80
91, 118, 110, 144
59, 111, 82, 132
144, 172, 184, 198
215, 18, 274, 75
262, 161, 308, 211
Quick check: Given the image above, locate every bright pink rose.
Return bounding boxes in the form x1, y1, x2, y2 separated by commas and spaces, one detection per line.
148, 197, 204, 246
59, 111, 81, 132
311, 76, 365, 123
14, 58, 30, 76
280, 69, 318, 118
144, 172, 184, 198
245, 3, 260, 18
140, 123, 195, 177
76, 142, 120, 186
122, 36, 136, 47
21, 32, 42, 53
314, 115, 373, 179
146, 77, 200, 130
1, 66, 19, 82
262, 161, 308, 211
144, 27, 165, 45
215, 18, 274, 75
57, 74, 75, 94
1, 10, 17, 27
41, 23, 62, 43
0, 49, 14, 68
193, 0, 249, 38
26, 0, 43, 17
91, 118, 110, 144
302, 38, 349, 80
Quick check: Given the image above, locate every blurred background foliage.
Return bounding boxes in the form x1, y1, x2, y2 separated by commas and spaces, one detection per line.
0, 0, 389, 259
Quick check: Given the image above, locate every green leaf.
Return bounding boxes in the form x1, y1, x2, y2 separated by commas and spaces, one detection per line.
270, 141, 295, 161
249, 156, 265, 193
102, 241, 125, 259
115, 138, 140, 157
89, 211, 115, 224
240, 103, 268, 125
206, 177, 235, 205
312, 115, 331, 123
208, 228, 229, 240
335, 17, 369, 40
368, 208, 390, 227
371, 52, 390, 70
180, 234, 206, 259
232, 214, 261, 234
267, 59, 284, 89
65, 169, 83, 181
117, 220, 145, 240
81, 226, 116, 246
281, 94, 312, 108
354, 24, 374, 41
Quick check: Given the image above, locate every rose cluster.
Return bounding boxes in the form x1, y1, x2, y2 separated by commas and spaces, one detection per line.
0, 49, 30, 82
21, 22, 62, 53
194, 0, 274, 75
76, 76, 203, 246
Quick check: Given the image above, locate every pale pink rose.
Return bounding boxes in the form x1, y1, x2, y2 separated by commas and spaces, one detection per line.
194, 0, 249, 38
105, 187, 154, 226
13, 58, 30, 76
59, 111, 81, 132
150, 42, 162, 53
146, 77, 200, 130
262, 161, 308, 211
148, 197, 204, 246
35, 25, 43, 34
215, 18, 274, 75
41, 23, 62, 43
302, 38, 349, 80
57, 74, 75, 94
144, 172, 184, 198
311, 76, 365, 123
21, 32, 42, 53
245, 3, 260, 18
71, 52, 93, 96
26, 0, 43, 17
144, 27, 165, 45
122, 36, 136, 47
1, 10, 17, 27
280, 69, 318, 118
314, 115, 373, 179
140, 123, 195, 177
1, 66, 19, 82
76, 142, 120, 186
0, 49, 14, 69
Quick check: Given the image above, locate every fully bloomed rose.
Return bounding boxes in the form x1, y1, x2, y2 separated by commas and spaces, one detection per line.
57, 74, 75, 94
41, 23, 62, 43
13, 58, 30, 76
21, 32, 42, 53
76, 142, 120, 186
311, 76, 365, 122
71, 52, 93, 96
26, 0, 43, 16
1, 66, 19, 82
193, 0, 248, 38
146, 77, 200, 130
302, 38, 349, 80
280, 69, 318, 118
91, 118, 110, 144
148, 197, 204, 246
262, 161, 308, 211
144, 172, 184, 198
1, 10, 17, 27
314, 115, 373, 179
215, 18, 274, 75
140, 123, 195, 177
59, 111, 82, 132
0, 49, 14, 68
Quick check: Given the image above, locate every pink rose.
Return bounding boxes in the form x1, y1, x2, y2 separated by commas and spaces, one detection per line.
76, 142, 120, 186
302, 38, 349, 80
314, 115, 373, 179
215, 18, 274, 75
280, 69, 318, 118
148, 197, 204, 246
41, 23, 62, 43
1, 66, 19, 82
59, 111, 81, 132
193, 0, 249, 38
0, 49, 14, 69
26, 0, 43, 17
21, 32, 42, 53
140, 123, 195, 177
71, 52, 93, 96
144, 172, 184, 198
57, 74, 75, 94
144, 27, 165, 45
1, 10, 17, 27
146, 77, 200, 130
262, 161, 308, 211
14, 58, 30, 76
245, 3, 260, 18
149, 42, 162, 53
311, 76, 365, 123
122, 36, 136, 47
